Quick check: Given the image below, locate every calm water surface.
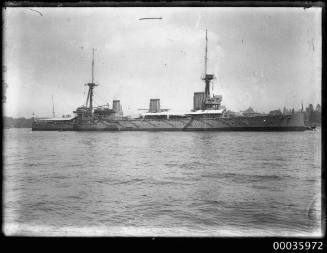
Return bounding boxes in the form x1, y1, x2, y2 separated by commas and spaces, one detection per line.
4, 128, 322, 236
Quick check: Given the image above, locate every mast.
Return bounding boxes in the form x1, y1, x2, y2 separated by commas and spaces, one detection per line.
204, 29, 208, 76
52, 95, 55, 118
90, 48, 95, 112
202, 29, 214, 99
92, 48, 94, 83
85, 48, 98, 114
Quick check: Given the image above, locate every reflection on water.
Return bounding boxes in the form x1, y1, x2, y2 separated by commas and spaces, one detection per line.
4, 129, 322, 236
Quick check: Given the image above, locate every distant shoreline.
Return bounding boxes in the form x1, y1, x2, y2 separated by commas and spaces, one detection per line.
4, 126, 32, 129
4, 117, 33, 128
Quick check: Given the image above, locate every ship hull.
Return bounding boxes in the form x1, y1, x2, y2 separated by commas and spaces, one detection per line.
32, 113, 308, 131
69, 127, 307, 131
31, 122, 74, 131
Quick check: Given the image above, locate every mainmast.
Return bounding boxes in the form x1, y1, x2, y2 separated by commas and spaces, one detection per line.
85, 48, 98, 113
202, 29, 214, 99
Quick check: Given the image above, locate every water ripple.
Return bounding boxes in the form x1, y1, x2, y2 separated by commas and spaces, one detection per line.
3, 129, 321, 236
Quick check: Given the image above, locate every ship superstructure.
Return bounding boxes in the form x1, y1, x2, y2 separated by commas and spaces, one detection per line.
32, 30, 307, 131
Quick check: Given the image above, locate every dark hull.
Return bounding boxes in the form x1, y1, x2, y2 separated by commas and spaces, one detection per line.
50, 127, 306, 131
32, 127, 309, 132
32, 114, 307, 132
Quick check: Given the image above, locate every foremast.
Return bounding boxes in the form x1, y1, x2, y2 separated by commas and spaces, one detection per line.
85, 48, 98, 114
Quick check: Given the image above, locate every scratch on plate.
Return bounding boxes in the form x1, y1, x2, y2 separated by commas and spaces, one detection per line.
29, 9, 43, 16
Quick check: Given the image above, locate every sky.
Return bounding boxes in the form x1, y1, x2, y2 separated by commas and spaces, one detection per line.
3, 7, 322, 118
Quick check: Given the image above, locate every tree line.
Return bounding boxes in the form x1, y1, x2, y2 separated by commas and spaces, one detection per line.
4, 117, 33, 128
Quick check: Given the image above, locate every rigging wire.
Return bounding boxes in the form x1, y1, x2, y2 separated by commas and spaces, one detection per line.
93, 100, 99, 107
94, 93, 109, 106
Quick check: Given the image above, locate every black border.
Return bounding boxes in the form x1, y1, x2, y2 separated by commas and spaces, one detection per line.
1, 1, 325, 251
2, 1, 326, 8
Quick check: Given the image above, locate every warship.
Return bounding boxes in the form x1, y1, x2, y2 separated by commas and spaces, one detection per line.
32, 30, 307, 131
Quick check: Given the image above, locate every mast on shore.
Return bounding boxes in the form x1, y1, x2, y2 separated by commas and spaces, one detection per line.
85, 48, 98, 113
52, 95, 55, 118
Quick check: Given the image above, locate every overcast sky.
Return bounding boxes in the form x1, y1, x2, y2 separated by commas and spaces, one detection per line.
4, 7, 321, 118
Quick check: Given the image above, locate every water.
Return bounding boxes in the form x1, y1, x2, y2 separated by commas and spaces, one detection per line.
4, 128, 322, 236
